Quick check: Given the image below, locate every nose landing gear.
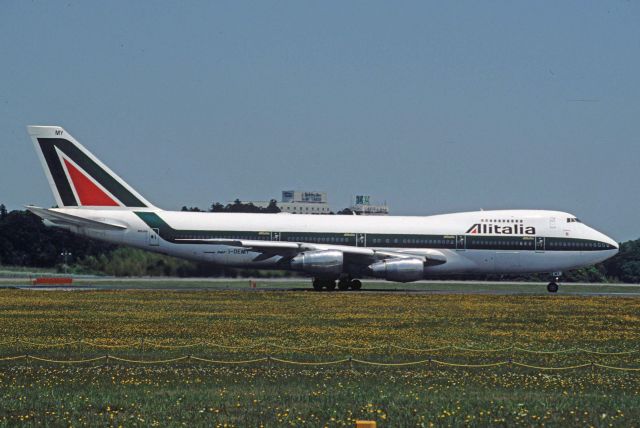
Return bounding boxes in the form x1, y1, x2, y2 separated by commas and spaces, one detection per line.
547, 272, 562, 293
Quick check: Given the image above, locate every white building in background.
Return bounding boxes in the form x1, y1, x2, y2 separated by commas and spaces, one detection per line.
237, 190, 331, 214
350, 195, 389, 215
279, 190, 331, 214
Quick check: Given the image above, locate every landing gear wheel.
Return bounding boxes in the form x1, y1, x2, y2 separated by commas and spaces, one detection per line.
338, 280, 350, 291
547, 282, 559, 293
325, 281, 336, 291
312, 279, 322, 291
350, 279, 362, 290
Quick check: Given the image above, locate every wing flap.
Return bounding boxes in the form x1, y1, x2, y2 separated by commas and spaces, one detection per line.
174, 238, 304, 251
174, 237, 447, 265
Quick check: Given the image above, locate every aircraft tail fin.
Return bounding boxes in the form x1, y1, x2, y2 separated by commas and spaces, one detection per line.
27, 126, 155, 209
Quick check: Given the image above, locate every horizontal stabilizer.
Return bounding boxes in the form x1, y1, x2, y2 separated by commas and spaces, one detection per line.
26, 206, 127, 231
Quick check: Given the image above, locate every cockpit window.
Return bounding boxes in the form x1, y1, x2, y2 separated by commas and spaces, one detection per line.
567, 218, 582, 223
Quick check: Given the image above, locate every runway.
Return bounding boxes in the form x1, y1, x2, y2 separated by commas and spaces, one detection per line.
2, 277, 639, 296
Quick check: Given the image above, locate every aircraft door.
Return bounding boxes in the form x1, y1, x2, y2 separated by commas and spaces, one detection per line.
535, 236, 545, 252
456, 235, 466, 251
148, 228, 160, 246
356, 233, 366, 247
271, 232, 280, 241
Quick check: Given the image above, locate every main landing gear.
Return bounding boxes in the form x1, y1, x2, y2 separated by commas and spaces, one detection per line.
312, 278, 362, 291
547, 272, 562, 293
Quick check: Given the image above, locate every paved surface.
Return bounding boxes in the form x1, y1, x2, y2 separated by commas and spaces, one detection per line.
1, 278, 639, 296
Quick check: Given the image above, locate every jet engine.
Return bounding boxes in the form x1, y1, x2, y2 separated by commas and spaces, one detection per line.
290, 250, 344, 275
368, 258, 425, 282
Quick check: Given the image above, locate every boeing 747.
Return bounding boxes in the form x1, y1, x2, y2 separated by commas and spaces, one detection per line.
26, 126, 619, 292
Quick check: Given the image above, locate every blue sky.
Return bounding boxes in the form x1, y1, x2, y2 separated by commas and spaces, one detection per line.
1, 1, 638, 240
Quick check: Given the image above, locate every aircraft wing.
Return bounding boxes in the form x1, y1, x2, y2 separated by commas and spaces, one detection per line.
174, 238, 305, 251
26, 206, 127, 231
174, 237, 447, 265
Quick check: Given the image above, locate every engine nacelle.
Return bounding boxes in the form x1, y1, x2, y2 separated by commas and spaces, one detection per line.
368, 258, 425, 282
290, 250, 344, 275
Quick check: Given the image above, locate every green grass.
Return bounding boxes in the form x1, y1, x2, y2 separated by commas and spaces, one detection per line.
0, 288, 639, 426
0, 266, 59, 278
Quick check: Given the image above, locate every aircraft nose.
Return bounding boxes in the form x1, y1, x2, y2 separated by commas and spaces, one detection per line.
604, 234, 618, 251
595, 229, 618, 252
611, 240, 619, 253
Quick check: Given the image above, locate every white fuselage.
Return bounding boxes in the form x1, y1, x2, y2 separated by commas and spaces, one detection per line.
26, 125, 619, 283
51, 208, 619, 277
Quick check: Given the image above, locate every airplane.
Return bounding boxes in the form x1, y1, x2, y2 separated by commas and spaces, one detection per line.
26, 125, 619, 293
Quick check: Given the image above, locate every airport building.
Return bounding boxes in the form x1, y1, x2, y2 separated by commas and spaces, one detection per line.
279, 190, 331, 214
350, 195, 389, 215
237, 191, 389, 215
238, 190, 331, 214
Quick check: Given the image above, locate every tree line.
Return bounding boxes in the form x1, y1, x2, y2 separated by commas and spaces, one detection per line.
182, 199, 357, 215
0, 204, 638, 282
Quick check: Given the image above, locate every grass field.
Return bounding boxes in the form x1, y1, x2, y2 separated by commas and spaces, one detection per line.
0, 287, 639, 426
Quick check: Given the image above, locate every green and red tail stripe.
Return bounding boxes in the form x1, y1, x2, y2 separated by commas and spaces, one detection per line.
28, 126, 154, 209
